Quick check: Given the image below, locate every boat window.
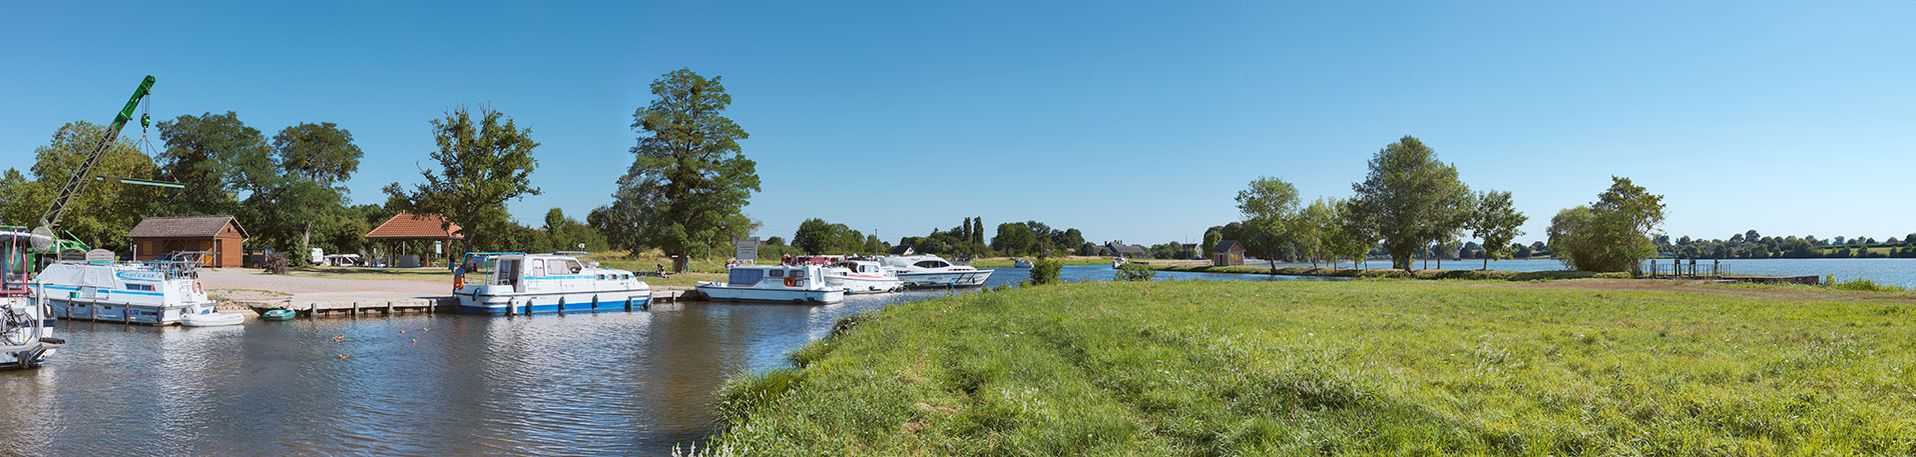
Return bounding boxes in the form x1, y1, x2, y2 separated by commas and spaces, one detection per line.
563, 260, 583, 274
125, 283, 155, 291
769, 269, 784, 278
915, 260, 946, 269
529, 261, 547, 277
498, 259, 520, 286
728, 268, 765, 285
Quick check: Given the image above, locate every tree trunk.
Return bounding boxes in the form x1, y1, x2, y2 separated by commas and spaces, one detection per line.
301, 221, 313, 265
1483, 257, 1489, 271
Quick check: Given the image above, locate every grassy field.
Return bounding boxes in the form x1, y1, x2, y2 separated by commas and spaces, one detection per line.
1147, 264, 1636, 281
695, 280, 1916, 455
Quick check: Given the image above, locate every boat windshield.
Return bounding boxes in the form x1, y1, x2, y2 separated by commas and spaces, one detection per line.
729, 268, 765, 285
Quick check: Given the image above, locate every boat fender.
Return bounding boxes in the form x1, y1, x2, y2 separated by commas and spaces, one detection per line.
453, 275, 465, 290
784, 277, 797, 287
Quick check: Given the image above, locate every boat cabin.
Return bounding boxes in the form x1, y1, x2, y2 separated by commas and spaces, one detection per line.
457, 252, 638, 292
830, 260, 888, 275
725, 264, 829, 289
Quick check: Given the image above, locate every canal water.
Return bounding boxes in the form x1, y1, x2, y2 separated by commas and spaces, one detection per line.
0, 265, 1327, 455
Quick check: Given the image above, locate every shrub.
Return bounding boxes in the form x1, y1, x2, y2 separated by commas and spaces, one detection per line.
1028, 258, 1063, 285
1832, 279, 1905, 292
262, 252, 289, 274
1114, 262, 1156, 281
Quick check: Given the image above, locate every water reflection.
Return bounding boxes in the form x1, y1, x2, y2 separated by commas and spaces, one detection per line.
0, 264, 1328, 454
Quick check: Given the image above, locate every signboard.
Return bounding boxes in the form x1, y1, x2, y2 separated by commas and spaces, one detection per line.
84, 249, 117, 263
734, 237, 760, 260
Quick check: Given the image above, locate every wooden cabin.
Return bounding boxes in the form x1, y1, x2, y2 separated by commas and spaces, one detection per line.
1212, 240, 1246, 266
128, 215, 248, 267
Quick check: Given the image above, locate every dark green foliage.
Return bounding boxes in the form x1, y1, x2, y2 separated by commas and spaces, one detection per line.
989, 222, 1037, 255
1114, 262, 1156, 281
793, 218, 878, 255
0, 122, 159, 250
386, 107, 541, 252
1548, 177, 1665, 273
1027, 258, 1063, 285
154, 111, 274, 218
596, 69, 759, 262
1348, 136, 1472, 271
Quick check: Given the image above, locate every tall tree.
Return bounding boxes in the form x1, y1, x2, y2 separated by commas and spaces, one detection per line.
990, 223, 1037, 256
1235, 177, 1300, 273
1467, 190, 1526, 270
1348, 136, 1472, 271
388, 107, 540, 252
1201, 226, 1224, 258
1547, 177, 1665, 273
264, 122, 363, 257
596, 69, 758, 268
0, 122, 160, 250
154, 111, 274, 217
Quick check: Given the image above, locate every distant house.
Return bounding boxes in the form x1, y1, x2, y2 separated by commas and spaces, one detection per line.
1212, 240, 1246, 266
1102, 240, 1147, 258
889, 245, 915, 256
128, 215, 248, 267
1181, 243, 1200, 260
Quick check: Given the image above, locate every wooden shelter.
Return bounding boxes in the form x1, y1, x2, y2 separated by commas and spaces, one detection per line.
128, 215, 248, 267
1212, 240, 1246, 266
365, 213, 462, 267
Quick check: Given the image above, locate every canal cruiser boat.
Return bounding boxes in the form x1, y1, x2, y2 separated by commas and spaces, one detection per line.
824, 259, 903, 294
879, 254, 994, 288
1013, 258, 1034, 268
36, 252, 220, 326
696, 264, 845, 304
453, 252, 651, 316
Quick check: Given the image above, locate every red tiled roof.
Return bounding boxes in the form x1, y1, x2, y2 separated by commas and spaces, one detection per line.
365, 213, 463, 239
129, 215, 247, 239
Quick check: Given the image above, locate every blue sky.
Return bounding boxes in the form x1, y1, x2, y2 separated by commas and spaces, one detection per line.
4, 1, 1913, 245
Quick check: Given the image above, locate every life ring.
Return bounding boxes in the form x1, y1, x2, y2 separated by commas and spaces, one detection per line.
784, 277, 798, 287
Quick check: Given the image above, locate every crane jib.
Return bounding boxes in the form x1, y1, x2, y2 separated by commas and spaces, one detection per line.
37, 75, 156, 231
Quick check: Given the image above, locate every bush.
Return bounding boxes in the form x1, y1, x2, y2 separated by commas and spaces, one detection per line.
1114, 262, 1156, 281
1832, 279, 1905, 292
262, 252, 289, 274
1028, 258, 1063, 285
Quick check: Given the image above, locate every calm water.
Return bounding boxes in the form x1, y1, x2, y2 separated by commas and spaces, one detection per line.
0, 265, 1328, 455
1271, 258, 1916, 288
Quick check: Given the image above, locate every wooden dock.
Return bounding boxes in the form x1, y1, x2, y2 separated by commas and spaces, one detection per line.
238, 288, 699, 319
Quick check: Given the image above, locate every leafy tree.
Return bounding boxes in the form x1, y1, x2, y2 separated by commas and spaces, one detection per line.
1467, 190, 1526, 270
1348, 136, 1472, 271
1297, 198, 1338, 266
1236, 177, 1300, 272
793, 218, 870, 254
153, 111, 274, 218
1547, 177, 1665, 273
541, 208, 608, 252
596, 69, 759, 268
387, 107, 540, 252
990, 222, 1037, 256
257, 122, 363, 258
1056, 228, 1086, 255
1201, 226, 1223, 257
1028, 257, 1063, 285
1077, 242, 1098, 256
864, 234, 886, 254
0, 122, 161, 250
1329, 199, 1375, 268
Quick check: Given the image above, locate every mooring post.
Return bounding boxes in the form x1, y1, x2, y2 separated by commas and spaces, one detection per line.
387, 301, 394, 315
351, 302, 359, 318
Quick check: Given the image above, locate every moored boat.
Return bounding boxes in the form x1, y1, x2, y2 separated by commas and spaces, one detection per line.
36, 252, 217, 326
261, 308, 296, 321
880, 254, 994, 288
181, 310, 244, 327
824, 259, 903, 294
696, 264, 845, 304
453, 252, 652, 316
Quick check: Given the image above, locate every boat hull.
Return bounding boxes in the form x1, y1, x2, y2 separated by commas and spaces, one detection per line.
454, 289, 652, 316
896, 270, 994, 288
826, 275, 903, 294
49, 298, 204, 326
1, 298, 57, 369
695, 285, 844, 304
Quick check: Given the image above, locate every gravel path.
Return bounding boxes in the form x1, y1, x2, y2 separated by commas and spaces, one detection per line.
198, 268, 447, 305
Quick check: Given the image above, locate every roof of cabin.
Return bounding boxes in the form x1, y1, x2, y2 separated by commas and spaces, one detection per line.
1214, 240, 1244, 253
128, 215, 247, 239
366, 213, 464, 240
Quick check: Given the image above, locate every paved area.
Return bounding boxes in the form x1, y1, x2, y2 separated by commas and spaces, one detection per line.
197, 268, 447, 306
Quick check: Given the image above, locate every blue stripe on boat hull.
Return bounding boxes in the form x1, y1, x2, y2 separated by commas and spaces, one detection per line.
457, 297, 651, 316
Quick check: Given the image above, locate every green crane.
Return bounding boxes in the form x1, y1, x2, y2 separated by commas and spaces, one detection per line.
25, 75, 184, 257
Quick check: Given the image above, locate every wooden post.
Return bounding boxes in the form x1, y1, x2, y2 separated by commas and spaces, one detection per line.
557, 297, 565, 315
624, 296, 632, 312
351, 301, 359, 318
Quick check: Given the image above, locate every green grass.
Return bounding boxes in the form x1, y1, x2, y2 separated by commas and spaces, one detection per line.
1832, 278, 1906, 292
972, 256, 1114, 268
1148, 264, 1632, 281
694, 280, 1916, 455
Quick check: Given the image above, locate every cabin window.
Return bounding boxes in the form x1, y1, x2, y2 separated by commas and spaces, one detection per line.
125, 284, 154, 291
728, 268, 765, 285
915, 260, 946, 269
565, 260, 583, 274
768, 269, 784, 278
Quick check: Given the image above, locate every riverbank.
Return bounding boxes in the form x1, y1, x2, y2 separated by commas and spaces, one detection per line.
1144, 263, 1634, 281
695, 280, 1916, 454
970, 256, 1112, 268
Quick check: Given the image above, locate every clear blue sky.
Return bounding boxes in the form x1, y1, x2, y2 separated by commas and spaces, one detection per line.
4, 1, 1913, 246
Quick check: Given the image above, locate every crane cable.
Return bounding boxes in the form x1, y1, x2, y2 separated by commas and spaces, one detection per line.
135, 92, 155, 156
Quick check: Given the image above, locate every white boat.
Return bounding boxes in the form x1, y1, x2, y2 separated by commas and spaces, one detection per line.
880, 255, 994, 288
824, 259, 903, 294
181, 310, 244, 327
1113, 257, 1128, 268
37, 253, 218, 326
1013, 258, 1034, 268
453, 252, 651, 316
697, 264, 845, 304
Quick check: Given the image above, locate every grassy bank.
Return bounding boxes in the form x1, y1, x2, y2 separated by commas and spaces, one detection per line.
697, 280, 1915, 455
1149, 264, 1634, 281
972, 256, 1113, 268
